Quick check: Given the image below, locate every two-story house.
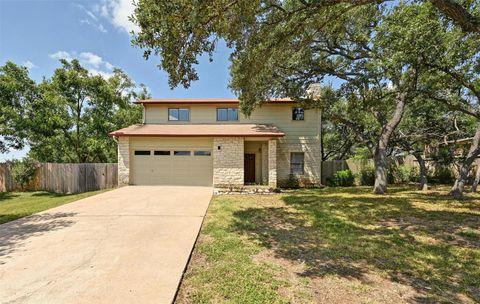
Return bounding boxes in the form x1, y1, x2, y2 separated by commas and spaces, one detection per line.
109, 98, 321, 187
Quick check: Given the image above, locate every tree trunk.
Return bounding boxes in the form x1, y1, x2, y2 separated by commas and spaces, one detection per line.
472, 161, 480, 192
413, 152, 428, 191
372, 92, 407, 194
373, 148, 388, 194
451, 122, 480, 198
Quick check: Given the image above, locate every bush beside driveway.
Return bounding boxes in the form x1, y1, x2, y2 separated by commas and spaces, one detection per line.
177, 186, 480, 303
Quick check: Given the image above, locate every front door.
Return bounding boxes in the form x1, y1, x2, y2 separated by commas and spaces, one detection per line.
244, 154, 256, 184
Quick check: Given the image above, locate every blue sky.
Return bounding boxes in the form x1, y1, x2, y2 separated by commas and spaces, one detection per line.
0, 0, 235, 160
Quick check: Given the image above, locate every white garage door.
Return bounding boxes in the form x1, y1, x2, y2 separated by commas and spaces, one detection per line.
130, 138, 213, 186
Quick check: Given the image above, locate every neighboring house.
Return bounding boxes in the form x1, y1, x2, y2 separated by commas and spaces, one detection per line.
109, 98, 321, 187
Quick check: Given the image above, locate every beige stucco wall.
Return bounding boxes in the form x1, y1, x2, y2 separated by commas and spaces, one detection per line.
213, 137, 244, 186
144, 103, 322, 185
118, 137, 130, 186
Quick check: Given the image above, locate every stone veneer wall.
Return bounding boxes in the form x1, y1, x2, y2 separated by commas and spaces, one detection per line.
268, 139, 277, 188
261, 142, 268, 185
118, 137, 130, 186
213, 137, 244, 186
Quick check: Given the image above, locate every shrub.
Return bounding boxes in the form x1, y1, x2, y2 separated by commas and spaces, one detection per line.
431, 166, 455, 184
328, 170, 355, 187
8, 158, 39, 191
359, 166, 375, 186
284, 174, 300, 189
392, 164, 417, 184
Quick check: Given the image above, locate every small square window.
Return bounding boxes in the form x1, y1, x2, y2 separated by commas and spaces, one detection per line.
174, 151, 191, 156
134, 150, 151, 156
292, 107, 304, 120
169, 108, 189, 121
154, 150, 170, 156
194, 151, 211, 156
290, 152, 304, 175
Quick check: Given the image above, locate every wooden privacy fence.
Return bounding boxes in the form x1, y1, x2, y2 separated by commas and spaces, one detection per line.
0, 163, 118, 194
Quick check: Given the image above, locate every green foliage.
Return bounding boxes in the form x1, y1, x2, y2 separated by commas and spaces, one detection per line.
8, 158, 38, 190
391, 165, 417, 184
352, 147, 372, 160
322, 121, 356, 160
328, 170, 355, 187
431, 147, 456, 166
359, 166, 375, 186
283, 174, 300, 189
431, 167, 455, 184
0, 60, 148, 163
0, 61, 38, 152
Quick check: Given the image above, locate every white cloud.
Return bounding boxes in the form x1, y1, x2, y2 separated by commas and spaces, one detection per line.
97, 24, 107, 33
75, 3, 98, 20
23, 60, 37, 70
98, 0, 139, 34
80, 52, 103, 68
88, 68, 114, 79
76, 3, 107, 33
48, 51, 115, 79
49, 51, 72, 61
105, 62, 115, 70
80, 18, 92, 25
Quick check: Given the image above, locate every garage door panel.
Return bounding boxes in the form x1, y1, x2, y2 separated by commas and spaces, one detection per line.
131, 138, 213, 186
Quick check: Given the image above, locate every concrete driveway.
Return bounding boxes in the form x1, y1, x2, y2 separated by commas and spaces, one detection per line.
0, 186, 212, 304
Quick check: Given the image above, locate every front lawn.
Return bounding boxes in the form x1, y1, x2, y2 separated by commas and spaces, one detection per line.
0, 190, 108, 225
176, 186, 480, 304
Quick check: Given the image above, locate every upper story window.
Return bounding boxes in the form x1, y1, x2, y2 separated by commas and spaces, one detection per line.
217, 108, 238, 121
168, 108, 189, 121
292, 107, 305, 120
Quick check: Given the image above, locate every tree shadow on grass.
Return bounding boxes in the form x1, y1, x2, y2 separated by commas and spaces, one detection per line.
0, 212, 76, 264
0, 192, 20, 201
30, 192, 66, 198
232, 190, 480, 303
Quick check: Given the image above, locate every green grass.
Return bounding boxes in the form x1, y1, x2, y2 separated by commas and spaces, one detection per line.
177, 186, 480, 304
0, 190, 109, 225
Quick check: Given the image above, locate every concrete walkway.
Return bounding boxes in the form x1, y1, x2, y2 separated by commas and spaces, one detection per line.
0, 186, 212, 304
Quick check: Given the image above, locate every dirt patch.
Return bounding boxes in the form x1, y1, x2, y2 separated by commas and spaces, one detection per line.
312, 271, 417, 304
253, 249, 314, 303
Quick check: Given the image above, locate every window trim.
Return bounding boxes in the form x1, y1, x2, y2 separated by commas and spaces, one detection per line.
290, 152, 305, 175
292, 107, 305, 121
168, 108, 190, 121
216, 107, 239, 121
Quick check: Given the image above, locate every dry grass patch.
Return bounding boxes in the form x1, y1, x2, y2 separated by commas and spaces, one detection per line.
176, 186, 480, 303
